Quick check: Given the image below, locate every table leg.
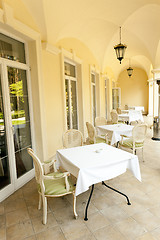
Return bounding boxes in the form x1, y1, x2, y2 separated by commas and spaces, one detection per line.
102, 181, 131, 205
84, 184, 94, 221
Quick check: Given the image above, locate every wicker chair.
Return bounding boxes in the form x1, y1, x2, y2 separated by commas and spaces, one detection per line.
95, 117, 107, 127
63, 129, 83, 148
110, 110, 118, 124
119, 123, 147, 161
116, 108, 122, 114
86, 122, 108, 144
27, 148, 77, 224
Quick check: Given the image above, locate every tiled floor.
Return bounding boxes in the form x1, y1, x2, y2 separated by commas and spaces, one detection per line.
1, 128, 160, 240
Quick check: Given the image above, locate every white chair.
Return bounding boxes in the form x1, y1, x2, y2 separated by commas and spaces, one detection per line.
63, 129, 83, 148
110, 110, 118, 124
27, 148, 78, 224
86, 122, 108, 144
95, 117, 107, 127
119, 123, 147, 161
116, 108, 122, 114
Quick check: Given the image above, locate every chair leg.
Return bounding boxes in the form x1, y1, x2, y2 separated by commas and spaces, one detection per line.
142, 148, 144, 162
38, 193, 42, 210
73, 193, 78, 219
42, 196, 47, 225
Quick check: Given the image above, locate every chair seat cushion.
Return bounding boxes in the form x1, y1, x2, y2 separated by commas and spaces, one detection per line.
96, 137, 106, 144
119, 139, 144, 148
38, 172, 75, 196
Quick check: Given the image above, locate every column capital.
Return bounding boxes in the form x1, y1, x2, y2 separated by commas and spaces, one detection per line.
151, 69, 160, 74
147, 78, 153, 82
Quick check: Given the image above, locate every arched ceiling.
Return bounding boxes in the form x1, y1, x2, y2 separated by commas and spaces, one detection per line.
21, 0, 160, 79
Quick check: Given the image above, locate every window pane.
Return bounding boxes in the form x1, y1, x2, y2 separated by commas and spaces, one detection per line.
65, 79, 70, 129
8, 67, 32, 178
64, 62, 76, 77
0, 33, 26, 63
91, 73, 95, 83
92, 85, 96, 125
0, 69, 10, 190
71, 80, 78, 129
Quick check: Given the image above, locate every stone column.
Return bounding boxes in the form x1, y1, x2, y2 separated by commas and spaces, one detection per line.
147, 78, 153, 116
151, 69, 160, 117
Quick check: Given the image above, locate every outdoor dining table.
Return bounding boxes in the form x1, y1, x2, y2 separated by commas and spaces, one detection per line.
56, 143, 141, 220
118, 110, 144, 124
97, 123, 134, 145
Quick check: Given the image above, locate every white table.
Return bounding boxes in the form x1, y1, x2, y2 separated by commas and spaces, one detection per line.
56, 143, 141, 220
97, 124, 133, 145
128, 106, 144, 112
118, 110, 144, 123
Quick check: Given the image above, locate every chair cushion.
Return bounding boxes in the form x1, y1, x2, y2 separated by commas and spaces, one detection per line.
38, 172, 75, 196
120, 139, 144, 148
96, 137, 106, 144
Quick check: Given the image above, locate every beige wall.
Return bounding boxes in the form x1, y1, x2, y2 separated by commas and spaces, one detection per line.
117, 67, 149, 114
42, 38, 107, 158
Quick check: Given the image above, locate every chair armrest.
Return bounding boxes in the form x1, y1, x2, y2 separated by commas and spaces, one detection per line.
42, 156, 57, 174
43, 171, 70, 180
105, 133, 109, 144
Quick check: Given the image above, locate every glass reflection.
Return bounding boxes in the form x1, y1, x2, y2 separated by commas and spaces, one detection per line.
0, 69, 10, 190
8, 67, 33, 178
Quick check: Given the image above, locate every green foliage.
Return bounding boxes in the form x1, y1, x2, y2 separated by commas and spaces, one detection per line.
11, 110, 25, 119
9, 80, 24, 103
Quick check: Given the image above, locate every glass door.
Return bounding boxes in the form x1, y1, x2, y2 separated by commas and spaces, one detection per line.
7, 67, 32, 179
0, 66, 10, 191
0, 32, 34, 201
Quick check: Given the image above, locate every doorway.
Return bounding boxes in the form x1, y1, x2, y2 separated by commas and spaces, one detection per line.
0, 33, 33, 201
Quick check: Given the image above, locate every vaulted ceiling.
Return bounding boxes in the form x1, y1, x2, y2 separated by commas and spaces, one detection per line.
21, 0, 160, 79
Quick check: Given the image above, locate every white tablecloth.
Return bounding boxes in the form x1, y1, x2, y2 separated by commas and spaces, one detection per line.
128, 106, 144, 112
56, 143, 141, 196
118, 110, 144, 123
97, 124, 133, 145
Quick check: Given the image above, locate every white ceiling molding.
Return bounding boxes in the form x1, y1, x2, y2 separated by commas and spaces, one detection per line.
1, 1, 40, 40
90, 65, 100, 75
1, 1, 14, 26
42, 42, 61, 55
61, 48, 82, 64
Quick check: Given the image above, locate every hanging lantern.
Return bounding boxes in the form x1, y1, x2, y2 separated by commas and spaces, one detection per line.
114, 27, 127, 64
127, 59, 133, 77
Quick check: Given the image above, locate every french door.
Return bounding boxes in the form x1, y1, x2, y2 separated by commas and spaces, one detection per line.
0, 58, 34, 202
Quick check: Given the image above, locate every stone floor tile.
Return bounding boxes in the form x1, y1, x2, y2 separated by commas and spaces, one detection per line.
100, 205, 129, 224
93, 225, 126, 240
135, 232, 156, 240
132, 210, 160, 231
115, 217, 147, 240
0, 215, 5, 227
36, 226, 66, 240
150, 226, 160, 239
6, 220, 34, 240
84, 211, 110, 232
6, 207, 30, 227
0, 225, 6, 240
48, 196, 71, 211
61, 219, 92, 240
4, 198, 27, 213
0, 203, 4, 216
53, 205, 78, 225
31, 212, 58, 234
91, 195, 113, 210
